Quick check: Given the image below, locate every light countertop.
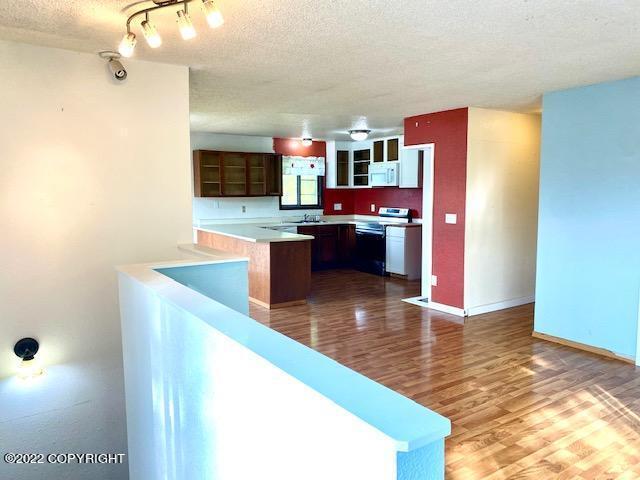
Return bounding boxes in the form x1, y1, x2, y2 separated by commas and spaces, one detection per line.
195, 223, 315, 243
194, 215, 421, 243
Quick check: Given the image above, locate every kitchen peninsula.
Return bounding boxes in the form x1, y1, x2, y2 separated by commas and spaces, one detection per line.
196, 224, 313, 309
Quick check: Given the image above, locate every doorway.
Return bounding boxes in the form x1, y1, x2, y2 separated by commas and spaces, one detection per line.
401, 143, 434, 305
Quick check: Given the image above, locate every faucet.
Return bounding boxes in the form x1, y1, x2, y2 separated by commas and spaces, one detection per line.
303, 213, 310, 222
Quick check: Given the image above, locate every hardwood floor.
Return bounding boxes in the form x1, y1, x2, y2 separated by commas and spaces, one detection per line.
250, 269, 640, 479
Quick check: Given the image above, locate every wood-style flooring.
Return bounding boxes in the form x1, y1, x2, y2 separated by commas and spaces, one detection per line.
250, 269, 640, 479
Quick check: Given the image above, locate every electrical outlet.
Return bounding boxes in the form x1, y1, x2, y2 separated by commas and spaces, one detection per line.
445, 213, 457, 224
370, 203, 376, 213
241, 205, 246, 213
431, 275, 438, 286
334, 203, 342, 211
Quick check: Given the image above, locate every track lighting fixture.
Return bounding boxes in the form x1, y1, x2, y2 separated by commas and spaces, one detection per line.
115, 0, 224, 56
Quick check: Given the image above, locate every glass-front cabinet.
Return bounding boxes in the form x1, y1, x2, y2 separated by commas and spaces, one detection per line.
336, 150, 349, 186
353, 148, 370, 186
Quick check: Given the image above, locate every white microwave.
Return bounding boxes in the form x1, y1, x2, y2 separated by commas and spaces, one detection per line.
369, 162, 399, 187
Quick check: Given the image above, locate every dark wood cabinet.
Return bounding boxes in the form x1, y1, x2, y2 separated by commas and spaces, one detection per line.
193, 150, 282, 197
298, 225, 339, 270
298, 224, 355, 270
338, 224, 356, 266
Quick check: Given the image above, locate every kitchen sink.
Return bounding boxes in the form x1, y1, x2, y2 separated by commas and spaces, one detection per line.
290, 220, 328, 224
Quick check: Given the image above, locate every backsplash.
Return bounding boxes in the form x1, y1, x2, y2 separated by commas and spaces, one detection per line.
193, 197, 322, 224
324, 187, 423, 218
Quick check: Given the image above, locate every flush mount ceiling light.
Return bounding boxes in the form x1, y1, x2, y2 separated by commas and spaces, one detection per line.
349, 129, 371, 141
118, 0, 224, 57
301, 138, 313, 147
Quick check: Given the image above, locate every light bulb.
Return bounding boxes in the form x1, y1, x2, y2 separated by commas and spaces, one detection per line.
202, 0, 224, 28
349, 129, 370, 141
18, 357, 43, 380
177, 10, 196, 40
301, 138, 313, 147
118, 32, 137, 57
141, 20, 162, 48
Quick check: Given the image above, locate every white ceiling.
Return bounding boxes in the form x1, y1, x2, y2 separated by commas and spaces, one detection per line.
1, 1, 639, 140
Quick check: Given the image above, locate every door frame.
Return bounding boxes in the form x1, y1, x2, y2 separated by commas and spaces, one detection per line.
403, 143, 435, 301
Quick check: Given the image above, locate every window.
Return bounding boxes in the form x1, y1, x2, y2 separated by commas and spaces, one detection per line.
280, 174, 323, 209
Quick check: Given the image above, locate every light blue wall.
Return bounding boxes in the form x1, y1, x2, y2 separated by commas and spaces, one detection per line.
535, 76, 640, 358
156, 261, 249, 316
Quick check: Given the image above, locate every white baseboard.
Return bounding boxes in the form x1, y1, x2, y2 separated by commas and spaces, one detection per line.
466, 295, 535, 316
402, 297, 466, 317
429, 302, 466, 317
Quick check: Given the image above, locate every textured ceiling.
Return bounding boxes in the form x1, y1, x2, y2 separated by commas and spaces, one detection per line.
1, 1, 639, 140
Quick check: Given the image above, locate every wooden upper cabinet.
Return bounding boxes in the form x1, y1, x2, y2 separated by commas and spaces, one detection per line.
247, 153, 266, 196
266, 154, 282, 196
387, 138, 399, 162
193, 150, 222, 197
222, 152, 247, 196
193, 150, 283, 197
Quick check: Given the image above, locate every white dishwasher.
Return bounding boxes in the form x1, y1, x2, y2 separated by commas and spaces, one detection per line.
385, 226, 422, 280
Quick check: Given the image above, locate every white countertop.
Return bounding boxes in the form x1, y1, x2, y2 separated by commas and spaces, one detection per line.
194, 215, 421, 243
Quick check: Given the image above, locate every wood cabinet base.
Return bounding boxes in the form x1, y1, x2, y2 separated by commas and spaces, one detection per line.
197, 230, 311, 309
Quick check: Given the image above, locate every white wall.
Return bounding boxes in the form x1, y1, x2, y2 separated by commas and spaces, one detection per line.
464, 108, 541, 314
119, 267, 398, 480
191, 132, 323, 224
0, 40, 192, 479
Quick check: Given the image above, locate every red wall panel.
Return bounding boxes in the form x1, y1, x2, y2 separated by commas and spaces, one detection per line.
404, 108, 468, 309
273, 138, 326, 157
323, 188, 422, 217
352, 188, 422, 218
323, 188, 354, 214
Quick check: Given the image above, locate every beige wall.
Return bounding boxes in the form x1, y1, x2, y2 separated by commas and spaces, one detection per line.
0, 40, 192, 479
464, 108, 541, 314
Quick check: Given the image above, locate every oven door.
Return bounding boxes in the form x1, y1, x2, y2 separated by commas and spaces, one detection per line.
354, 230, 387, 276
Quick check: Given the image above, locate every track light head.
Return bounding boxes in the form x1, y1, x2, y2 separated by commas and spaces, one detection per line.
142, 19, 162, 48
177, 9, 196, 40
118, 32, 136, 57
202, 0, 224, 28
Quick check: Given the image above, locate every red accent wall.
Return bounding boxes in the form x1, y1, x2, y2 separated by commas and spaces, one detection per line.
323, 188, 422, 217
324, 188, 355, 214
352, 188, 422, 218
404, 108, 468, 309
273, 137, 326, 158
